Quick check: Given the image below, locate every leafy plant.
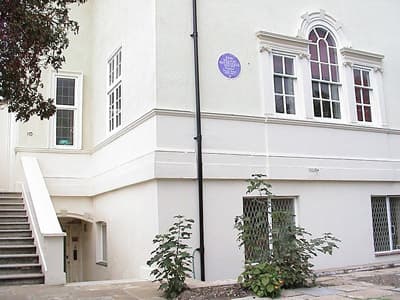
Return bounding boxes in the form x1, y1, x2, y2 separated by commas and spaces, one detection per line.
235, 175, 340, 292
147, 216, 194, 299
238, 262, 283, 298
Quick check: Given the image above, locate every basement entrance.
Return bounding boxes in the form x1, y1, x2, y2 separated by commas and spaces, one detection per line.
59, 217, 88, 283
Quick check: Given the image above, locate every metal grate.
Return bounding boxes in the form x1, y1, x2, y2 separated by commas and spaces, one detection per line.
243, 197, 295, 262
390, 197, 400, 250
371, 197, 390, 252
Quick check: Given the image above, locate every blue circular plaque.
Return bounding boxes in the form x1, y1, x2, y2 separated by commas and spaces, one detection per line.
218, 53, 241, 79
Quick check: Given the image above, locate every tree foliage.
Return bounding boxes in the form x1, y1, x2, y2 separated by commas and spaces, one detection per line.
0, 0, 86, 121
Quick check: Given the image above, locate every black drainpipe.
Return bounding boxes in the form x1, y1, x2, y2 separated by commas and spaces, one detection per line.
191, 0, 205, 281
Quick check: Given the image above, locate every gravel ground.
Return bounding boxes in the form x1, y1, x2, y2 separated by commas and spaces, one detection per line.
177, 284, 252, 300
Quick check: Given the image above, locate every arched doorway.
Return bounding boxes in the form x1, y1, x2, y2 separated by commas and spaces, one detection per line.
58, 217, 91, 283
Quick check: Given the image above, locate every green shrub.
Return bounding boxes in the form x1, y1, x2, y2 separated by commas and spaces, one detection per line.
235, 174, 340, 291
147, 216, 194, 299
238, 262, 283, 298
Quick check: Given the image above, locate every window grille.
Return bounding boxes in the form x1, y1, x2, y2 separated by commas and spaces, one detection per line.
242, 197, 295, 262
371, 196, 400, 253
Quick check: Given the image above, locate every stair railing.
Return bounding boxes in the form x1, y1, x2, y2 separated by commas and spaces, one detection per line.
20, 156, 66, 285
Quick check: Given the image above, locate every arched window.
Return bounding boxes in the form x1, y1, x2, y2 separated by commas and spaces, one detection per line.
308, 27, 341, 119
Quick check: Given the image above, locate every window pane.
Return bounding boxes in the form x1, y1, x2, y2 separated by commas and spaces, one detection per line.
326, 33, 336, 47
329, 48, 337, 64
56, 78, 75, 106
322, 100, 331, 118
331, 65, 339, 82
316, 27, 327, 38
320, 83, 329, 99
357, 105, 363, 121
309, 45, 318, 61
353, 69, 362, 85
274, 76, 283, 94
284, 57, 294, 75
319, 40, 328, 63
311, 62, 320, 79
273, 55, 283, 74
364, 106, 372, 122
312, 82, 320, 98
56, 110, 74, 145
285, 96, 295, 114
371, 197, 391, 252
308, 30, 318, 42
355, 87, 362, 103
313, 99, 321, 117
275, 95, 284, 113
332, 102, 341, 119
331, 85, 339, 100
284, 78, 294, 95
362, 88, 370, 104
321, 63, 330, 81
363, 70, 370, 87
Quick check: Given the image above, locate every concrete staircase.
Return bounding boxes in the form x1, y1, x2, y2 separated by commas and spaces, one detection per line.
0, 192, 44, 286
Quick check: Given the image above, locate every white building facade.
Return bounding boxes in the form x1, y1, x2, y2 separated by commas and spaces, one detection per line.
1, 0, 400, 282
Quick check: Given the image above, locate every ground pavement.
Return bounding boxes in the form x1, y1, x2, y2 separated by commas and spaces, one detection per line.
1, 266, 400, 299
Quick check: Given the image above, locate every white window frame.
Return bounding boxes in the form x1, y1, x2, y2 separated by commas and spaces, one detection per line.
107, 47, 123, 133
50, 71, 83, 150
257, 31, 311, 120
272, 53, 297, 115
341, 48, 386, 127
96, 221, 108, 266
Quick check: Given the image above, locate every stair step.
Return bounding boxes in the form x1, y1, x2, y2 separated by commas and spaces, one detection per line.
0, 230, 32, 237
0, 209, 26, 216
0, 273, 44, 286
0, 237, 34, 245
0, 254, 39, 264
0, 203, 24, 209
0, 193, 22, 197
0, 198, 23, 204
0, 223, 30, 230
0, 245, 36, 255
0, 216, 28, 223
0, 263, 41, 275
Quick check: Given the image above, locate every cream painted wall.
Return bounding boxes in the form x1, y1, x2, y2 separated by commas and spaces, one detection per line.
155, 0, 400, 129
157, 179, 400, 280
83, 181, 158, 280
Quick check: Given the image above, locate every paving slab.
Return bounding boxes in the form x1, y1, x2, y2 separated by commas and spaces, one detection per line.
295, 287, 340, 297
332, 285, 366, 292
344, 288, 394, 299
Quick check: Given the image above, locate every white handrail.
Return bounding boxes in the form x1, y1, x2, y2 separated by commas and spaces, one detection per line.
20, 183, 48, 273
20, 156, 66, 284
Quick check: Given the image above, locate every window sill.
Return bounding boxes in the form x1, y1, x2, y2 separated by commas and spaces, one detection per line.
375, 250, 400, 257
96, 261, 108, 267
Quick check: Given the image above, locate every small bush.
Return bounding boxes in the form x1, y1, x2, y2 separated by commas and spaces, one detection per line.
235, 175, 340, 291
238, 262, 283, 298
147, 216, 194, 299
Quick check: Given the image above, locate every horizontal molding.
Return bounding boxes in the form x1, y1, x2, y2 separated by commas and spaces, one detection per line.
15, 109, 400, 157
15, 147, 91, 155
266, 116, 400, 134
268, 153, 400, 163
